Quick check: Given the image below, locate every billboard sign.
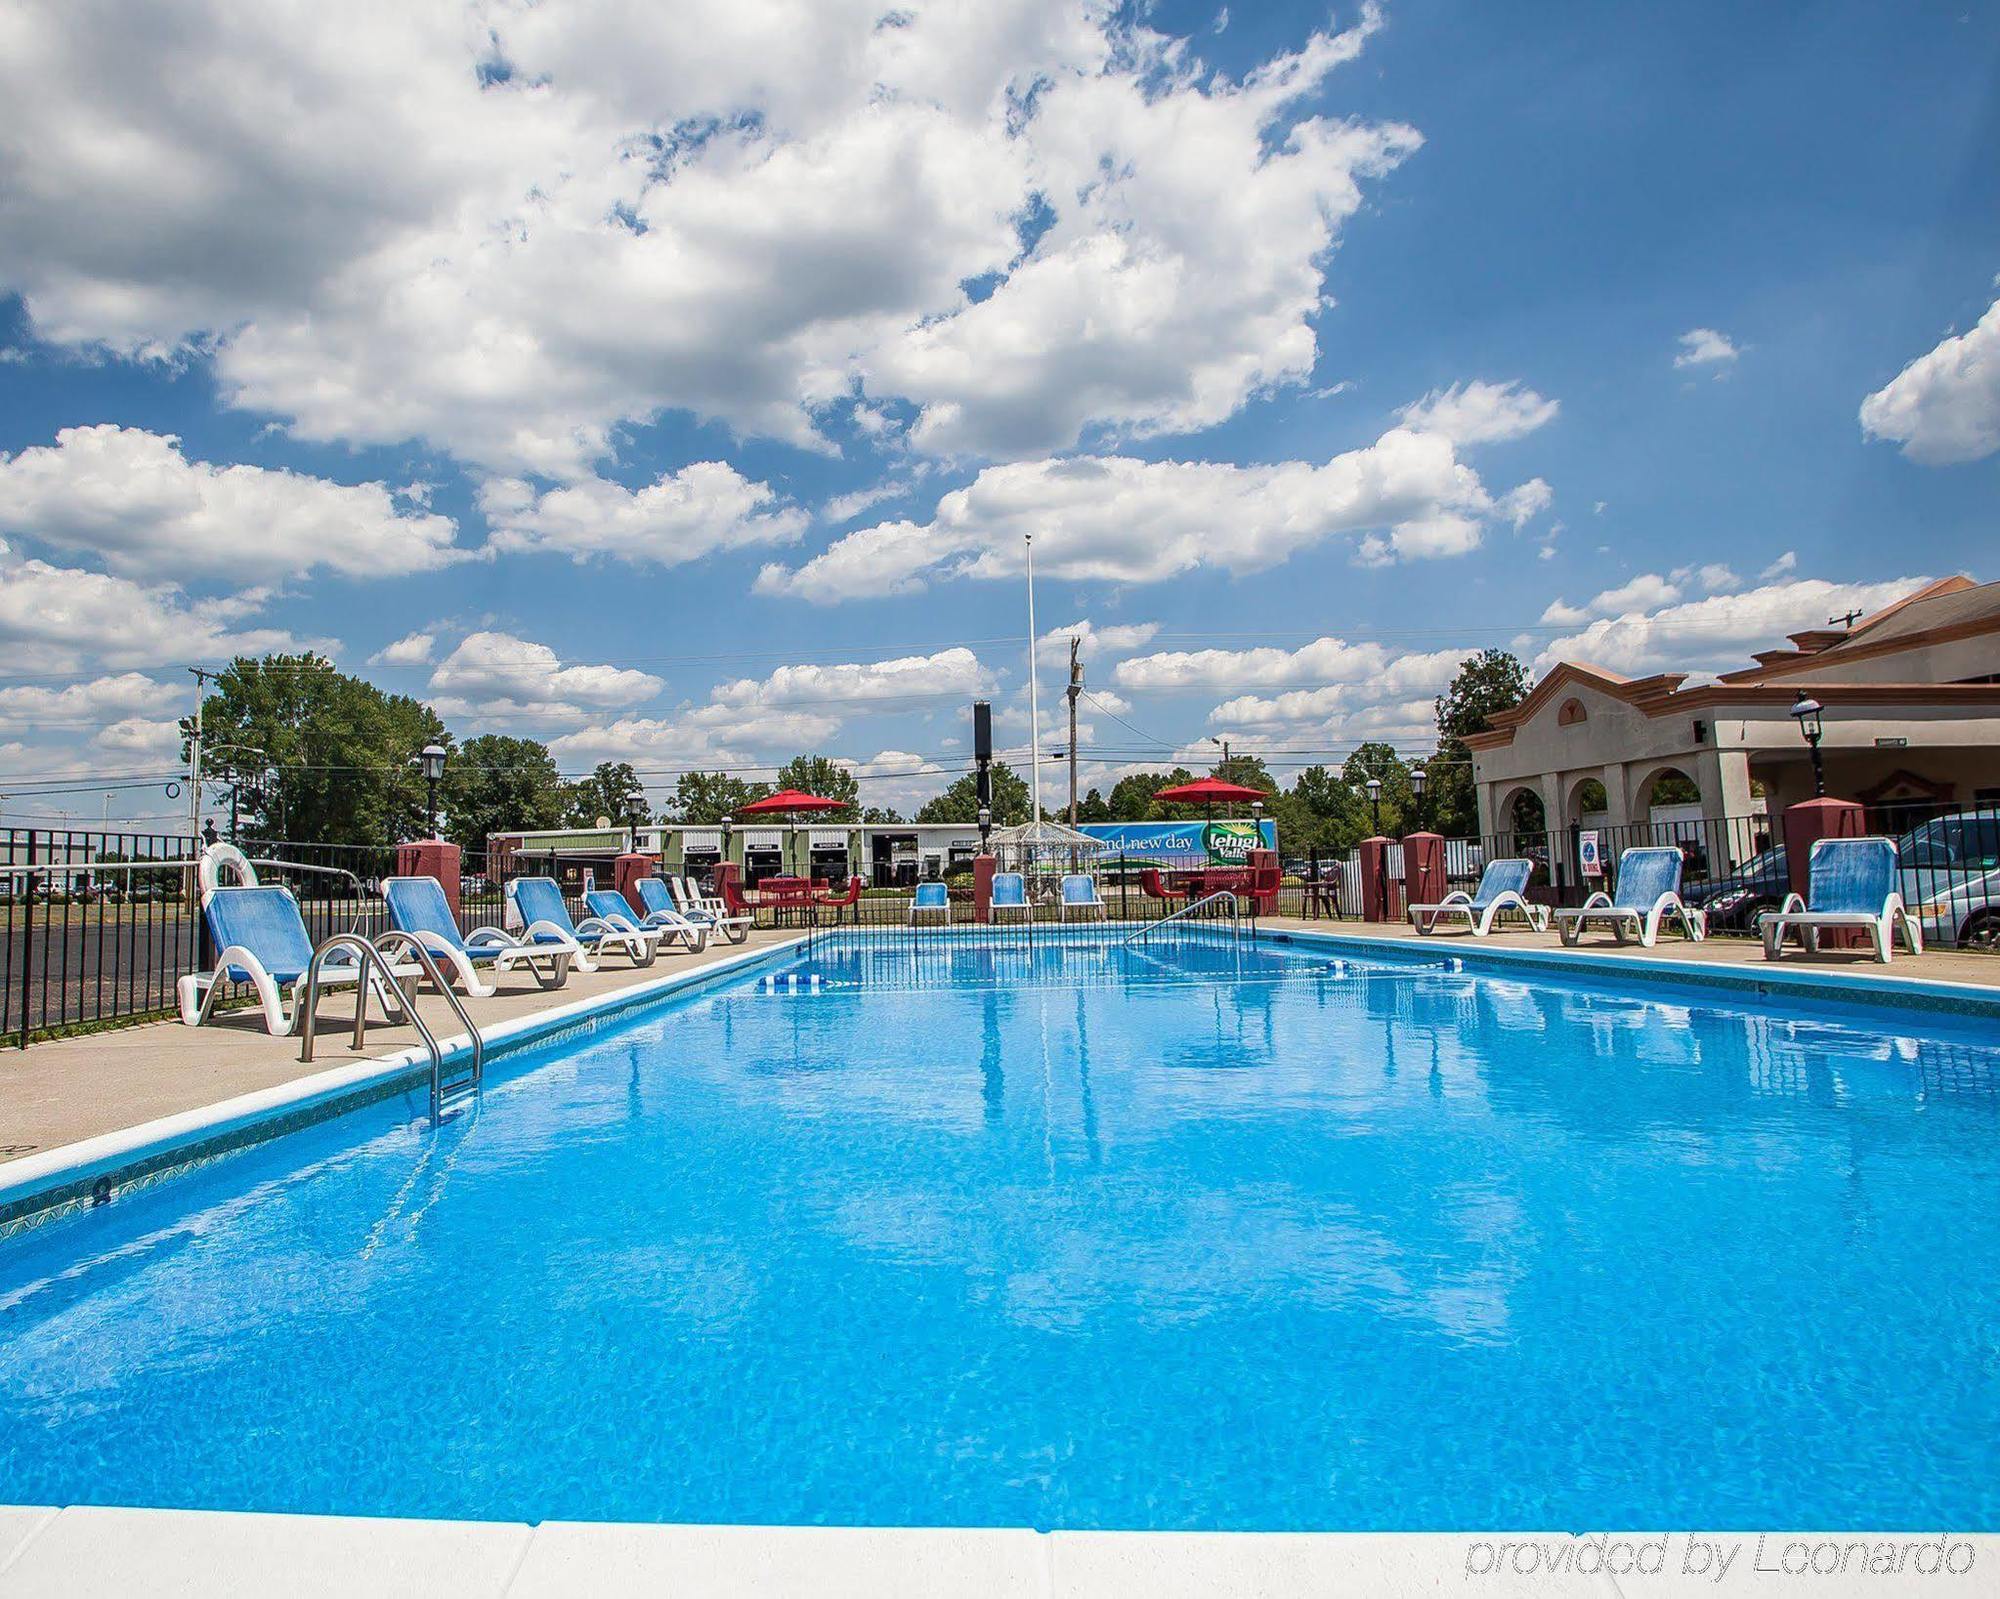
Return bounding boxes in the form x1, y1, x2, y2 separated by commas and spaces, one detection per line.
1078, 819, 1278, 865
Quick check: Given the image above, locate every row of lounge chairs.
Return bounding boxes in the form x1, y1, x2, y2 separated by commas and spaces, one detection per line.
1409, 836, 1922, 963
908, 873, 1107, 925
178, 847, 753, 1037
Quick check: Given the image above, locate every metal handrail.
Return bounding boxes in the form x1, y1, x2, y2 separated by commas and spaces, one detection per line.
296, 933, 483, 1118
373, 930, 484, 1115
1121, 889, 1241, 946
297, 934, 392, 1059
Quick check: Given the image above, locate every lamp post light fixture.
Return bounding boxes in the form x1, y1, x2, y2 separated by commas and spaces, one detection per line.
1790, 693, 1826, 798
416, 743, 448, 839
719, 814, 734, 863
977, 802, 993, 853
1365, 775, 1383, 835
624, 791, 648, 855
1410, 765, 1427, 832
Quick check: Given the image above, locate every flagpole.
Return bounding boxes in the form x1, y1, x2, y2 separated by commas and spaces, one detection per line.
1026, 532, 1043, 828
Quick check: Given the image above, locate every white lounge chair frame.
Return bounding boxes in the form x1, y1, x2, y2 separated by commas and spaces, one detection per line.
1761, 839, 1922, 964
178, 845, 418, 1036
1409, 862, 1547, 937
990, 873, 1033, 924
383, 876, 573, 1000
664, 876, 752, 944
1554, 850, 1707, 949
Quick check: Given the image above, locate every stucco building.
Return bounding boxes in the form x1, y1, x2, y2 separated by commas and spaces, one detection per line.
1464, 575, 2000, 864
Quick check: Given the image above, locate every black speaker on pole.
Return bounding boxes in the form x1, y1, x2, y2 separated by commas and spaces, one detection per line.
973, 699, 993, 813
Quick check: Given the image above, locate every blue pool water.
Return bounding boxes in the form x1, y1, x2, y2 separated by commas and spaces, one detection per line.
2, 931, 1997, 1529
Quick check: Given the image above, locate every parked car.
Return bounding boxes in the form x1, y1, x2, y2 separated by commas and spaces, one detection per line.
1685, 846, 1790, 933
1895, 810, 2000, 950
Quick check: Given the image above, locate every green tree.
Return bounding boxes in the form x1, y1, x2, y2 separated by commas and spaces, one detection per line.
185, 653, 448, 846
1074, 787, 1110, 824
1342, 741, 1414, 838
562, 762, 649, 827
441, 734, 563, 852
1210, 753, 1276, 794
1429, 649, 1532, 836
1435, 649, 1532, 741
773, 754, 859, 812
861, 805, 905, 824
673, 771, 768, 822
1105, 767, 1195, 821
915, 763, 1031, 824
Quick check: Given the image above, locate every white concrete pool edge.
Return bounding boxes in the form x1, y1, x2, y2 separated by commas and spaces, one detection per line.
0, 935, 804, 1224
0, 1507, 1991, 1597
1265, 924, 2000, 1012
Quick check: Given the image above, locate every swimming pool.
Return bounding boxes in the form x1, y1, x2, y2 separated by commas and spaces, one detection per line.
2, 929, 1996, 1530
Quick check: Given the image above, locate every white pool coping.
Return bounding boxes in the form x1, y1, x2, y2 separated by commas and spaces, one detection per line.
0, 1508, 1990, 1596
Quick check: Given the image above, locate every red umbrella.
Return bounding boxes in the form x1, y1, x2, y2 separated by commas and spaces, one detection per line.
1151, 777, 1271, 808
738, 789, 848, 876
738, 789, 849, 816
1153, 777, 1273, 863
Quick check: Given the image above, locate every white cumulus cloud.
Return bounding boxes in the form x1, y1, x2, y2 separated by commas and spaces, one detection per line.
1859, 294, 2000, 464
1395, 380, 1558, 446
427, 630, 664, 722
480, 464, 808, 566
1533, 575, 1928, 678
369, 631, 438, 668
0, 425, 465, 582
757, 423, 1518, 601
0, 0, 1423, 474
1673, 328, 1740, 369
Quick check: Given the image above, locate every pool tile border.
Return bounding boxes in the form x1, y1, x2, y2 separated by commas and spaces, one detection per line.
0, 937, 803, 1236
1261, 926, 2000, 1020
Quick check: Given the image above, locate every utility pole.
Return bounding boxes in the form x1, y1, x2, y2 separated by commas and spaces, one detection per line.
186, 666, 215, 841
1066, 636, 1082, 826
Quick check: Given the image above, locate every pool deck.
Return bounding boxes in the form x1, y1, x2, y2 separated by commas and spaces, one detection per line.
0, 928, 803, 1168
4, 918, 1996, 1172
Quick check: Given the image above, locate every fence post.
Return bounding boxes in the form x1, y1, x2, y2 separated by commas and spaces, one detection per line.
18, 832, 36, 1048
1119, 850, 1128, 921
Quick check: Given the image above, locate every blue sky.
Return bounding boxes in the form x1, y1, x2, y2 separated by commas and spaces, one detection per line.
1, 0, 1996, 827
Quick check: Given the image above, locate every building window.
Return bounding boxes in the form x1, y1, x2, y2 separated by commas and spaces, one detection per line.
1557, 698, 1588, 726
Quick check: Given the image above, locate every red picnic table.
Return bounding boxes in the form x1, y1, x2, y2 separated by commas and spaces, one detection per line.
752, 875, 821, 924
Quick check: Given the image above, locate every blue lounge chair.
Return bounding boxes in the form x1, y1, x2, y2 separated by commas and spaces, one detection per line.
594, 883, 705, 953
384, 875, 572, 998
1059, 874, 1106, 921
1761, 836, 1921, 963
582, 888, 679, 963
641, 876, 748, 945
990, 872, 1031, 924
178, 845, 417, 1035
1408, 858, 1547, 936
1555, 846, 1705, 948
507, 877, 651, 970
910, 881, 950, 926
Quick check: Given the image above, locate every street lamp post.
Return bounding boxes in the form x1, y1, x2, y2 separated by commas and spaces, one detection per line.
418, 744, 448, 839
1364, 775, 1383, 835
624, 791, 647, 856
1790, 693, 1826, 798
977, 803, 993, 853
1410, 765, 1427, 832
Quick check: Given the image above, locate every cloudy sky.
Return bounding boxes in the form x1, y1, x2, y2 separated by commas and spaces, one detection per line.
1, 0, 1996, 826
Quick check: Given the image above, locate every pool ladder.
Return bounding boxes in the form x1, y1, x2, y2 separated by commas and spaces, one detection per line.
1120, 890, 1243, 947
297, 932, 484, 1118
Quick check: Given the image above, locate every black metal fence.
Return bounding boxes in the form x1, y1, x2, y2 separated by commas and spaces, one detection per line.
2, 832, 521, 1044
9, 803, 1997, 1043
